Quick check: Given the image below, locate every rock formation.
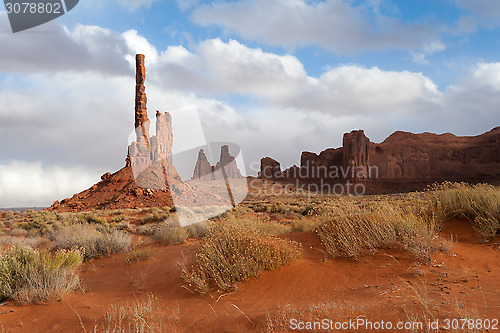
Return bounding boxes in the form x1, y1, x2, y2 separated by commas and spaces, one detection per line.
342, 130, 370, 180
260, 157, 281, 179
215, 145, 243, 179
49, 54, 215, 212
192, 149, 213, 181
128, 56, 181, 190
134, 54, 150, 147
192, 145, 243, 181
260, 127, 500, 192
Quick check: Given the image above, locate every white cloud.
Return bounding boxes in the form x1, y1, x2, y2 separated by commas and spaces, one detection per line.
0, 161, 98, 207
115, 0, 159, 11
0, 14, 132, 75
123, 29, 159, 63
454, 0, 500, 19
149, 38, 442, 115
191, 0, 433, 54
411, 40, 446, 65
176, 0, 202, 11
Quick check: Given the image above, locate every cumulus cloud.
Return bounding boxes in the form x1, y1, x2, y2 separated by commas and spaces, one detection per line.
451, 0, 500, 34
0, 161, 98, 207
0, 14, 131, 75
411, 40, 447, 65
149, 38, 442, 115
191, 0, 433, 54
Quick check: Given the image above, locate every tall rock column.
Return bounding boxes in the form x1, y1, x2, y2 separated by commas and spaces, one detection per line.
135, 54, 150, 147
342, 130, 371, 180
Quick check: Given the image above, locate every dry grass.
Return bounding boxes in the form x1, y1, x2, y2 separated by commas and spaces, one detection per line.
51, 224, 132, 260
0, 246, 82, 304
429, 182, 500, 243
152, 224, 189, 245
96, 294, 178, 333
265, 302, 356, 333
140, 219, 209, 245
315, 201, 438, 262
182, 217, 302, 295
402, 281, 483, 333
125, 248, 155, 265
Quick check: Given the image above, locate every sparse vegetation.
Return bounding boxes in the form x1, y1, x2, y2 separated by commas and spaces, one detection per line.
314, 201, 438, 262
97, 294, 178, 333
266, 302, 355, 333
152, 224, 189, 245
125, 248, 155, 265
182, 217, 302, 295
0, 246, 82, 304
429, 182, 500, 243
52, 224, 132, 260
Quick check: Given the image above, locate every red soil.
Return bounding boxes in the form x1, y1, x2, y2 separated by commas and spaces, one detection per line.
0, 219, 498, 332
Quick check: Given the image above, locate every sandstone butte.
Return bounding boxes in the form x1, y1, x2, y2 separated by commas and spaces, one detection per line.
260, 128, 500, 193
49, 54, 242, 212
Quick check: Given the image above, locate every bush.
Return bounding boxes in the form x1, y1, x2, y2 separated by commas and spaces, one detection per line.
0, 246, 82, 304
152, 224, 189, 245
52, 224, 132, 260
125, 248, 155, 265
429, 182, 500, 243
315, 202, 437, 262
182, 218, 302, 294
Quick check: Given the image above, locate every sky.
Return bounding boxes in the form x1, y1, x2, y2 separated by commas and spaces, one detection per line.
0, 0, 499, 208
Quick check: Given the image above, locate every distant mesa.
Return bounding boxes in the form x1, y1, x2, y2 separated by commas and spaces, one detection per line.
260, 127, 500, 192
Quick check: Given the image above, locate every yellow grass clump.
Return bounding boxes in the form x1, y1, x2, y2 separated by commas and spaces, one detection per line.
182, 217, 302, 295
429, 182, 500, 243
315, 201, 438, 262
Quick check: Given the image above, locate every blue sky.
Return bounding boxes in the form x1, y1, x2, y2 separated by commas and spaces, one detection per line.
0, 0, 499, 207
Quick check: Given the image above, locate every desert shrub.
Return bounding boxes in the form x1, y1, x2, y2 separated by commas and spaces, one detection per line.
185, 221, 209, 239
182, 218, 302, 294
315, 202, 437, 262
0, 246, 82, 304
99, 294, 178, 333
140, 207, 169, 224
301, 206, 323, 216
52, 224, 132, 260
0, 235, 48, 249
429, 182, 500, 243
78, 212, 107, 225
7, 228, 27, 237
290, 216, 325, 233
152, 224, 189, 245
125, 248, 155, 265
2, 211, 15, 219
110, 214, 127, 223
225, 214, 291, 236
